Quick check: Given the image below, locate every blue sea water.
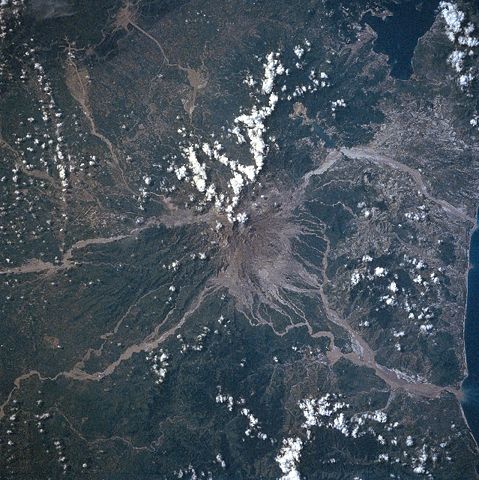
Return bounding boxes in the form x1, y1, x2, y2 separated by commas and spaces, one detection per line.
363, 0, 439, 79
363, 0, 479, 455
462, 212, 479, 457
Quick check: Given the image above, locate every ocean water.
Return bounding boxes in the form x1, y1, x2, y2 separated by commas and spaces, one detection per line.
363, 0, 439, 79
462, 212, 479, 461
362, 0, 479, 458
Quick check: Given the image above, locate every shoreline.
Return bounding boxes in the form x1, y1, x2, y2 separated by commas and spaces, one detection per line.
461, 207, 479, 455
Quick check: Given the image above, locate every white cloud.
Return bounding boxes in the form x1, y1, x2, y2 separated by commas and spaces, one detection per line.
182, 146, 207, 193
439, 2, 465, 41
447, 50, 465, 72
229, 171, 244, 196
168, 45, 335, 222
293, 45, 305, 59
261, 52, 283, 94
175, 164, 187, 180
458, 72, 474, 87
276, 437, 303, 480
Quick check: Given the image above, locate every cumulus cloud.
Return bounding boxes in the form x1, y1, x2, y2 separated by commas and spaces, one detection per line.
261, 52, 284, 94
439, 2, 478, 93
276, 437, 303, 480
183, 146, 207, 193
439, 1, 465, 41
170, 44, 333, 222
293, 45, 304, 59
447, 50, 465, 72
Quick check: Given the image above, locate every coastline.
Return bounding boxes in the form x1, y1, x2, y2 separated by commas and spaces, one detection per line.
461, 207, 479, 459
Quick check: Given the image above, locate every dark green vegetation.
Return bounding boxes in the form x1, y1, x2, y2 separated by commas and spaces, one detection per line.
1, 0, 479, 478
